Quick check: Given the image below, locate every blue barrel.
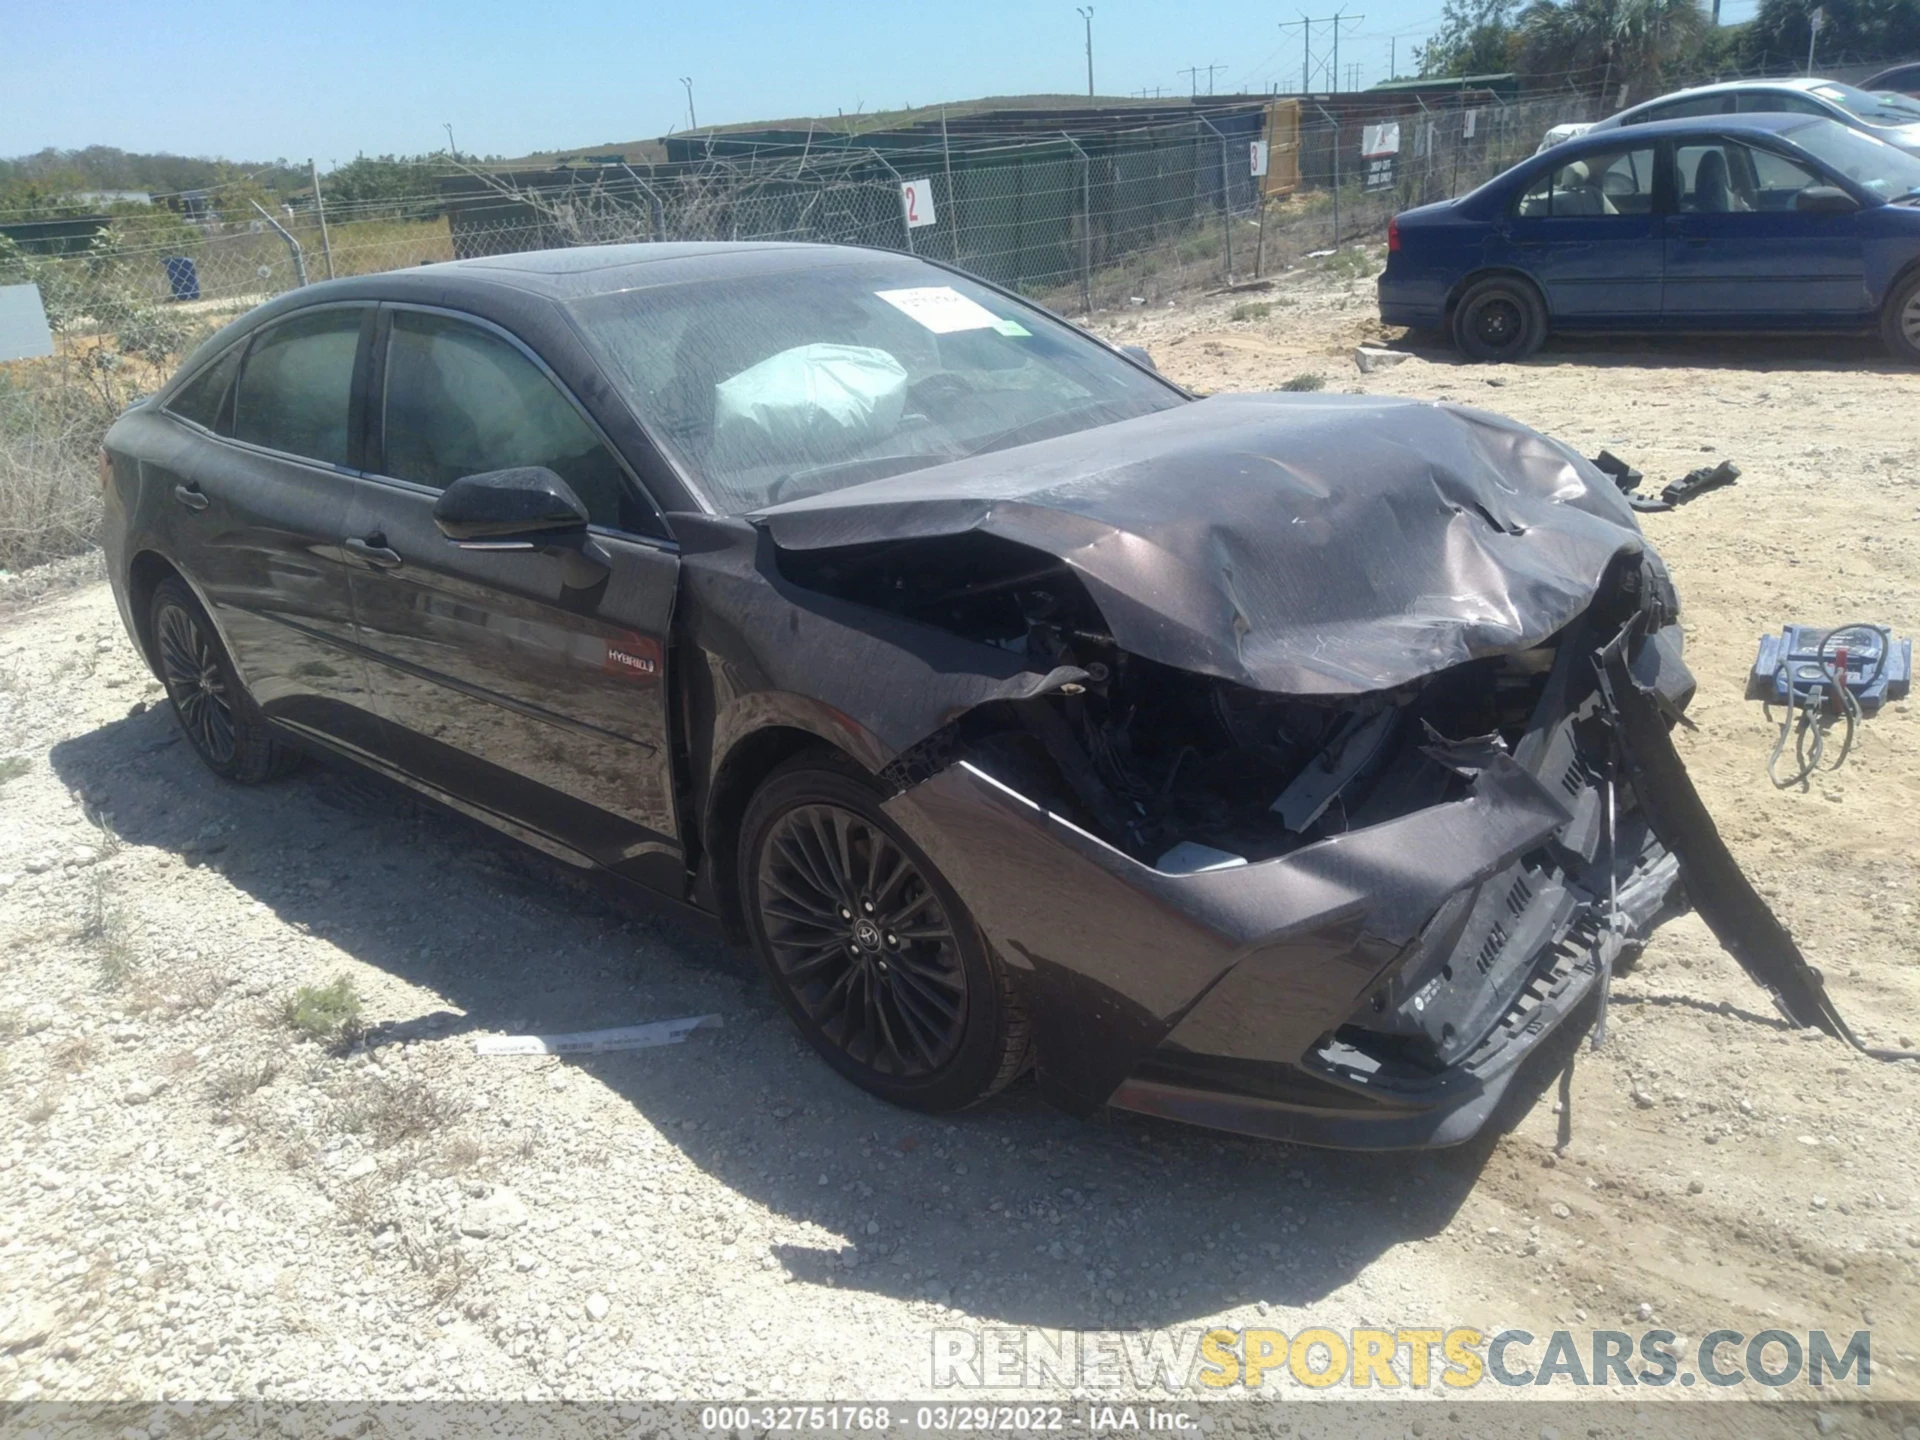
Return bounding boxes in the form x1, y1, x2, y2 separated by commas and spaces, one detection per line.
163, 256, 200, 302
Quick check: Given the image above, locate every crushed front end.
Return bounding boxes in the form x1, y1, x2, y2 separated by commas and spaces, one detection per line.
859, 547, 1695, 1148
751, 393, 1866, 1146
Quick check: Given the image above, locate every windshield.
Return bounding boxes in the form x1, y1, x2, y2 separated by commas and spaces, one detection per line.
1783, 117, 1920, 198
1809, 81, 1920, 125
567, 258, 1183, 514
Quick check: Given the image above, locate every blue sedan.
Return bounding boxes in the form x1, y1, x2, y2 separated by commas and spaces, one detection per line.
1377, 114, 1920, 363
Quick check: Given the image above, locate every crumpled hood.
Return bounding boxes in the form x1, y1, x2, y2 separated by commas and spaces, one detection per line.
753, 392, 1647, 695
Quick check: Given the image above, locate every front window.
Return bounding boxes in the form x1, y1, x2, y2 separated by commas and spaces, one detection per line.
1808, 81, 1920, 125
1676, 140, 1828, 212
1733, 91, 1828, 117
381, 309, 645, 532
1781, 117, 1920, 199
567, 258, 1182, 515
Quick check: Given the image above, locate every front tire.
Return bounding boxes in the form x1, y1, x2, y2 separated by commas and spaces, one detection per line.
1882, 269, 1920, 364
1453, 276, 1547, 363
149, 577, 296, 783
739, 753, 1029, 1112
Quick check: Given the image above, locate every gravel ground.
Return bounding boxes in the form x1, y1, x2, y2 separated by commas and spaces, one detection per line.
2, 257, 1917, 1419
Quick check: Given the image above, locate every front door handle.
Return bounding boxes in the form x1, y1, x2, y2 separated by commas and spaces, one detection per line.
172, 484, 209, 511
344, 535, 404, 569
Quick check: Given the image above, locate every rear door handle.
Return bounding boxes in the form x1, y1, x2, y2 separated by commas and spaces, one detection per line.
172, 484, 209, 511
344, 535, 404, 569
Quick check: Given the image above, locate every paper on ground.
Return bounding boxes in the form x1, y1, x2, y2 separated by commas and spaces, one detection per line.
475, 1014, 722, 1056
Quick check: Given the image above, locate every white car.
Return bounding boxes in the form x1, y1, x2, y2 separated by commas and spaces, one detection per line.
1587, 77, 1920, 156
1536, 121, 1596, 152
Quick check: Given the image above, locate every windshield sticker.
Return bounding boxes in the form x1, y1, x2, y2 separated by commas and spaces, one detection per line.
993, 317, 1032, 337
876, 286, 1005, 334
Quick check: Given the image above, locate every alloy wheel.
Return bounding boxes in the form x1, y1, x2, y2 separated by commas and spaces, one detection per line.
156, 601, 236, 766
1904, 289, 1920, 350
755, 802, 968, 1078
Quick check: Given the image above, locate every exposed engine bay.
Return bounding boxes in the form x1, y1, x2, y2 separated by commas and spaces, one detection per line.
780, 529, 1686, 1087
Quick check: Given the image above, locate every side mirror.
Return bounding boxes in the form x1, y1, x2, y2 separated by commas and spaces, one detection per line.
1119, 343, 1160, 372
432, 467, 590, 546
1796, 185, 1858, 214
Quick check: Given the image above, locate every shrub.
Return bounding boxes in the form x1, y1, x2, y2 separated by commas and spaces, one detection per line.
283, 975, 364, 1043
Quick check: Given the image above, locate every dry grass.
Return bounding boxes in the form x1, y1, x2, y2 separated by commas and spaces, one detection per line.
207, 1057, 280, 1105
50, 1034, 96, 1074
79, 872, 139, 987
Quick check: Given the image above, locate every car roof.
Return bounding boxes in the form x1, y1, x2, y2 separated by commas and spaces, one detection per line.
1562, 111, 1830, 146
400, 241, 926, 299
1636, 77, 1830, 101
259, 241, 937, 316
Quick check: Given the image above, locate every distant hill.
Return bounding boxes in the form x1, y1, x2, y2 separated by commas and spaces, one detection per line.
507, 92, 1183, 166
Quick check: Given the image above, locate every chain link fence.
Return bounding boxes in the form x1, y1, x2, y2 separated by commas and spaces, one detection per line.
4, 89, 1598, 331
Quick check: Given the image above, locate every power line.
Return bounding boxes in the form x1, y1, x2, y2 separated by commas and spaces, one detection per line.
1177, 64, 1227, 96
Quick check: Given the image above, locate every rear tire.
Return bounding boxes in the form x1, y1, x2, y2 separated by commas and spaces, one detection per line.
1881, 269, 1920, 364
739, 751, 1028, 1112
1453, 276, 1547, 363
149, 577, 297, 784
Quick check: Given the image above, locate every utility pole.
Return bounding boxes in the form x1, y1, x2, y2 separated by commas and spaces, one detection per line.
680, 76, 697, 130
1281, 11, 1362, 93
1180, 64, 1202, 97
443, 122, 458, 160
1331, 10, 1363, 92
1278, 17, 1311, 92
1389, 36, 1395, 80
1206, 62, 1227, 94
1077, 7, 1095, 98
308, 157, 334, 281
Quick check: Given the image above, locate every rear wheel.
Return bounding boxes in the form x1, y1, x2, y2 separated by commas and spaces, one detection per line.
1881, 270, 1920, 364
739, 753, 1028, 1112
149, 577, 296, 783
1453, 276, 1547, 363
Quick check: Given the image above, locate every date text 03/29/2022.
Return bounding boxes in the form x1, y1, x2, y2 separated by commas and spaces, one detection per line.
698, 1406, 1194, 1433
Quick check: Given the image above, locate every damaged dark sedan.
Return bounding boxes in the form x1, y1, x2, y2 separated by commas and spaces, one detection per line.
102, 242, 1858, 1149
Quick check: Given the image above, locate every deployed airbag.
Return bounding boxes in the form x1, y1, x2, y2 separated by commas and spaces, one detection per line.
714, 343, 906, 466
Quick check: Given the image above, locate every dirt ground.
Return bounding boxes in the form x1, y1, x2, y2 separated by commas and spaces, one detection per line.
1, 253, 1917, 1423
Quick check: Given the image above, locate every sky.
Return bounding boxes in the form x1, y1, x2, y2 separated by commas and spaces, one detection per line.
1, 0, 1767, 167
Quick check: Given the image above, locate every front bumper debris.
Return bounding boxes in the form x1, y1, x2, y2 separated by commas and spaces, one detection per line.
876, 606, 1735, 1149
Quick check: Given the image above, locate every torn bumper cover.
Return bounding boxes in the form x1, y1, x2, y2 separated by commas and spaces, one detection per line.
881, 617, 1692, 1151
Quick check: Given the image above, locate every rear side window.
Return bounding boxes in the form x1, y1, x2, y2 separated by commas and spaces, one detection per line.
381, 309, 638, 531
233, 307, 365, 467
164, 343, 243, 432
1638, 95, 1732, 122
1515, 147, 1655, 217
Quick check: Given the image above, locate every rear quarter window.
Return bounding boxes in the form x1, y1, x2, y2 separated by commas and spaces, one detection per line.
163, 343, 243, 433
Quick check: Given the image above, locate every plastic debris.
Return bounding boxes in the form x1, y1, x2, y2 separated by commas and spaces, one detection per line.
474, 1014, 722, 1056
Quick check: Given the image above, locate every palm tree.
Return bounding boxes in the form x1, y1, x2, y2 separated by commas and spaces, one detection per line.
1518, 0, 1711, 102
